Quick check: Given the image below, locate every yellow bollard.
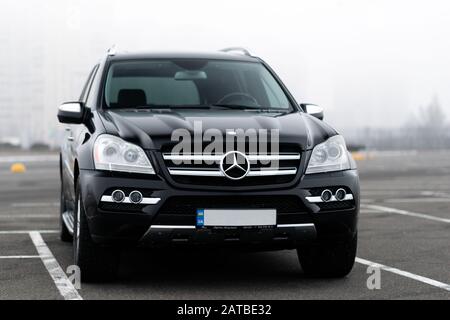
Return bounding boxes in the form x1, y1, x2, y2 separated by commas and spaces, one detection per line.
10, 163, 26, 173
351, 152, 367, 161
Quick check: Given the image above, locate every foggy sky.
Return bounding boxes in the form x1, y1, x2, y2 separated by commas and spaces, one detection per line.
1, 0, 449, 145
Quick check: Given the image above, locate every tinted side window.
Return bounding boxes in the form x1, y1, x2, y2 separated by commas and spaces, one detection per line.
86, 64, 103, 109
84, 65, 100, 107
79, 65, 99, 103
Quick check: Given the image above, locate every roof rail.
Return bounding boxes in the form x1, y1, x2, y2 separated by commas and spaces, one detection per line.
220, 47, 251, 56
107, 45, 117, 56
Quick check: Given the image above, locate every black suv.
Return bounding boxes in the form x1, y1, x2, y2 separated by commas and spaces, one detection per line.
58, 48, 359, 281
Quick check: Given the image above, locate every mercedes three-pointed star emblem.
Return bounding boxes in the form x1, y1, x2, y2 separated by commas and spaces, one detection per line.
220, 151, 250, 180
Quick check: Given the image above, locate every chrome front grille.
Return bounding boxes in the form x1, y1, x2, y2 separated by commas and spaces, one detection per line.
167, 167, 298, 177
161, 152, 301, 186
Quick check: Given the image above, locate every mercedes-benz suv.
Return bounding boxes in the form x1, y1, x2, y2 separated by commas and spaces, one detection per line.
58, 48, 359, 281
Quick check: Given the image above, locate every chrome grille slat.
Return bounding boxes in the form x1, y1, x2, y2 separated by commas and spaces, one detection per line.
163, 153, 301, 161
247, 169, 298, 177
168, 169, 223, 177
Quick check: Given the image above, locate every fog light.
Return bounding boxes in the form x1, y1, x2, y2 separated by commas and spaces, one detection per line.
111, 190, 125, 203
335, 188, 347, 201
321, 189, 333, 202
129, 191, 143, 204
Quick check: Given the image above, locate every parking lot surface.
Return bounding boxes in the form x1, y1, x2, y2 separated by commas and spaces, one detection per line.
0, 151, 449, 300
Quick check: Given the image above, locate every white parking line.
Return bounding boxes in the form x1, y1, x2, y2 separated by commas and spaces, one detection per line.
0, 214, 57, 219
362, 204, 450, 224
0, 255, 42, 259
11, 202, 59, 208
421, 191, 450, 198
383, 198, 450, 203
360, 209, 383, 214
0, 155, 58, 163
0, 230, 58, 235
356, 258, 450, 292
29, 231, 82, 300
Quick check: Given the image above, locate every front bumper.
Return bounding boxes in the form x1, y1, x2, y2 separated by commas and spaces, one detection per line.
79, 169, 360, 249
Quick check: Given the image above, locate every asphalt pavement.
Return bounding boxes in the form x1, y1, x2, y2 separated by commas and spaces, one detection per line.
0, 150, 449, 300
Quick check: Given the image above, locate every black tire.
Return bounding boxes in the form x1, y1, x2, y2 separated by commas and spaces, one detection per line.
59, 176, 73, 242
297, 234, 357, 278
73, 182, 119, 282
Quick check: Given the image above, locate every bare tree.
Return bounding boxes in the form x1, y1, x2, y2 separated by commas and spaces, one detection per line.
417, 95, 447, 149
348, 95, 450, 151
420, 95, 446, 129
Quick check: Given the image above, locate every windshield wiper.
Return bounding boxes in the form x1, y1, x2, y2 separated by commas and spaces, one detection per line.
209, 104, 261, 110
113, 104, 287, 112
210, 104, 287, 112
117, 104, 214, 110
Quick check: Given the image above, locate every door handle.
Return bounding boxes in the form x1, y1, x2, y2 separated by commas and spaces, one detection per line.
65, 128, 71, 132
68, 136, 75, 142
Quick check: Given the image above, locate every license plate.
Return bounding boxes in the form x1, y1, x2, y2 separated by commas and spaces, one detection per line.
196, 209, 277, 228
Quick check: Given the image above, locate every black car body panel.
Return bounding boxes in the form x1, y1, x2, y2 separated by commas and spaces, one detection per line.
78, 168, 359, 248
59, 50, 359, 253
98, 110, 336, 151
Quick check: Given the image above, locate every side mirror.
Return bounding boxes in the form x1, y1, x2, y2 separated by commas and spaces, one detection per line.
57, 102, 85, 124
301, 103, 324, 120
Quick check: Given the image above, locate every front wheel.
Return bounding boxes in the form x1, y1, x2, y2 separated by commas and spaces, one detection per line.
297, 234, 357, 278
73, 182, 119, 282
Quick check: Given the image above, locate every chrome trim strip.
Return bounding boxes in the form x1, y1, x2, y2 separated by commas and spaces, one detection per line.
150, 224, 315, 230
163, 153, 300, 161
247, 169, 297, 177
167, 168, 297, 177
277, 223, 315, 228
306, 194, 354, 203
248, 154, 300, 161
168, 169, 223, 177
164, 154, 221, 162
150, 225, 196, 230
101, 195, 161, 205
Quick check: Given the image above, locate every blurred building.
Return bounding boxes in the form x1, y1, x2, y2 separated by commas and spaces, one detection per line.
0, 0, 114, 149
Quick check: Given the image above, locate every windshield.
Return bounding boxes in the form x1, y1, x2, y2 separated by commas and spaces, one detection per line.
104, 59, 293, 111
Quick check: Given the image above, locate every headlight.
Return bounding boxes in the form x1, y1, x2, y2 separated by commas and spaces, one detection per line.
306, 135, 351, 174
93, 134, 155, 174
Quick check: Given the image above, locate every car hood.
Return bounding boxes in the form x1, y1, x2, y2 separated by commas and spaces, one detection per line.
98, 109, 336, 150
